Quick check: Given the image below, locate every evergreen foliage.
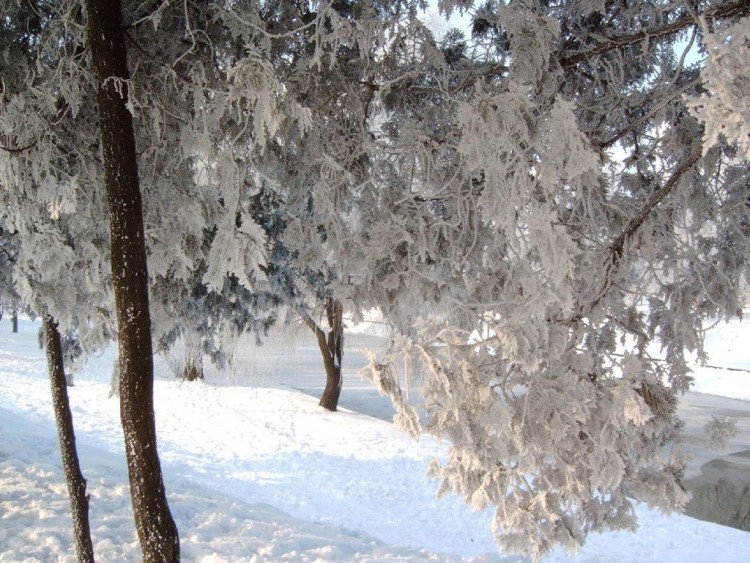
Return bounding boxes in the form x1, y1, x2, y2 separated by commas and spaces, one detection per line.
2, 1, 750, 559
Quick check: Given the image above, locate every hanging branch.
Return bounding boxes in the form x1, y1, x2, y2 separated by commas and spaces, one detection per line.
608, 148, 702, 266
573, 145, 702, 323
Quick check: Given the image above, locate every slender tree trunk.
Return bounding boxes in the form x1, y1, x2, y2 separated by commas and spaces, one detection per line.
84, 1, 179, 560
302, 298, 344, 411
11, 309, 18, 333
43, 314, 95, 563
182, 327, 204, 381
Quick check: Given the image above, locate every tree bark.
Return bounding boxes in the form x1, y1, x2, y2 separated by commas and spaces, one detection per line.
84, 1, 179, 560
43, 314, 95, 563
11, 309, 18, 333
302, 298, 344, 411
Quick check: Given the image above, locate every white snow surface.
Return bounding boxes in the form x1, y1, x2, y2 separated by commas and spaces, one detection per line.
2, 316, 750, 561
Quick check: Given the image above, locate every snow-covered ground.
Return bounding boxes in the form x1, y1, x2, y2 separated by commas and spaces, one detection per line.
2, 316, 750, 561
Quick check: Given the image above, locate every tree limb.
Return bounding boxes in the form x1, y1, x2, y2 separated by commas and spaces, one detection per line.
560, 0, 750, 68
594, 78, 701, 150
0, 141, 37, 153
573, 145, 702, 323
609, 147, 702, 264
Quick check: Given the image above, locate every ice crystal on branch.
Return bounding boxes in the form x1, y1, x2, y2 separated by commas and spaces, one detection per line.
688, 16, 750, 159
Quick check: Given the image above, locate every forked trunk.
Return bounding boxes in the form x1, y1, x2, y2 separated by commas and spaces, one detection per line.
302, 298, 344, 411
84, 1, 179, 560
318, 355, 343, 410
319, 298, 344, 411
43, 314, 95, 563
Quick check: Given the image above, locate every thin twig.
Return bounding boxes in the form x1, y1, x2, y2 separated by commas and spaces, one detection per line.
0, 141, 37, 153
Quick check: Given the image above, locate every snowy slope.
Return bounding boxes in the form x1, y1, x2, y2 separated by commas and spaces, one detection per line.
2, 317, 750, 561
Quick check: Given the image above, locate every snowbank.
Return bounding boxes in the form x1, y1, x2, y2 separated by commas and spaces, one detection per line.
3, 317, 750, 561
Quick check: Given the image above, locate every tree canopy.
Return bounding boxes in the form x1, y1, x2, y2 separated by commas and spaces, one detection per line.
2, 0, 750, 560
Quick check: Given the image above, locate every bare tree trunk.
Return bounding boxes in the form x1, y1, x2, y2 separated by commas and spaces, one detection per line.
182, 327, 204, 382
84, 1, 179, 560
301, 298, 344, 411
11, 309, 18, 333
43, 314, 95, 563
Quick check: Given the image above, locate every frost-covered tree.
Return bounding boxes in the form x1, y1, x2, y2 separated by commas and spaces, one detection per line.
0, 1, 109, 558
4, 0, 750, 560
114, 1, 750, 555
1, 0, 367, 555
118, 0, 313, 384
84, 0, 180, 558
0, 0, 115, 350
252, 0, 428, 411
1, 0, 183, 557
248, 181, 348, 410
264, 0, 750, 559
341, 1, 750, 559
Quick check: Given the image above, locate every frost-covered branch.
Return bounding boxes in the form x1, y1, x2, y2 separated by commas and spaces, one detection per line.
580, 145, 703, 320
560, 0, 750, 67
0, 141, 37, 153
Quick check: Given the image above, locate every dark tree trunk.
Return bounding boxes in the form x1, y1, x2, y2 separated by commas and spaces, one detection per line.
43, 314, 95, 563
84, 1, 179, 560
302, 298, 344, 411
182, 328, 204, 382
11, 309, 18, 333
